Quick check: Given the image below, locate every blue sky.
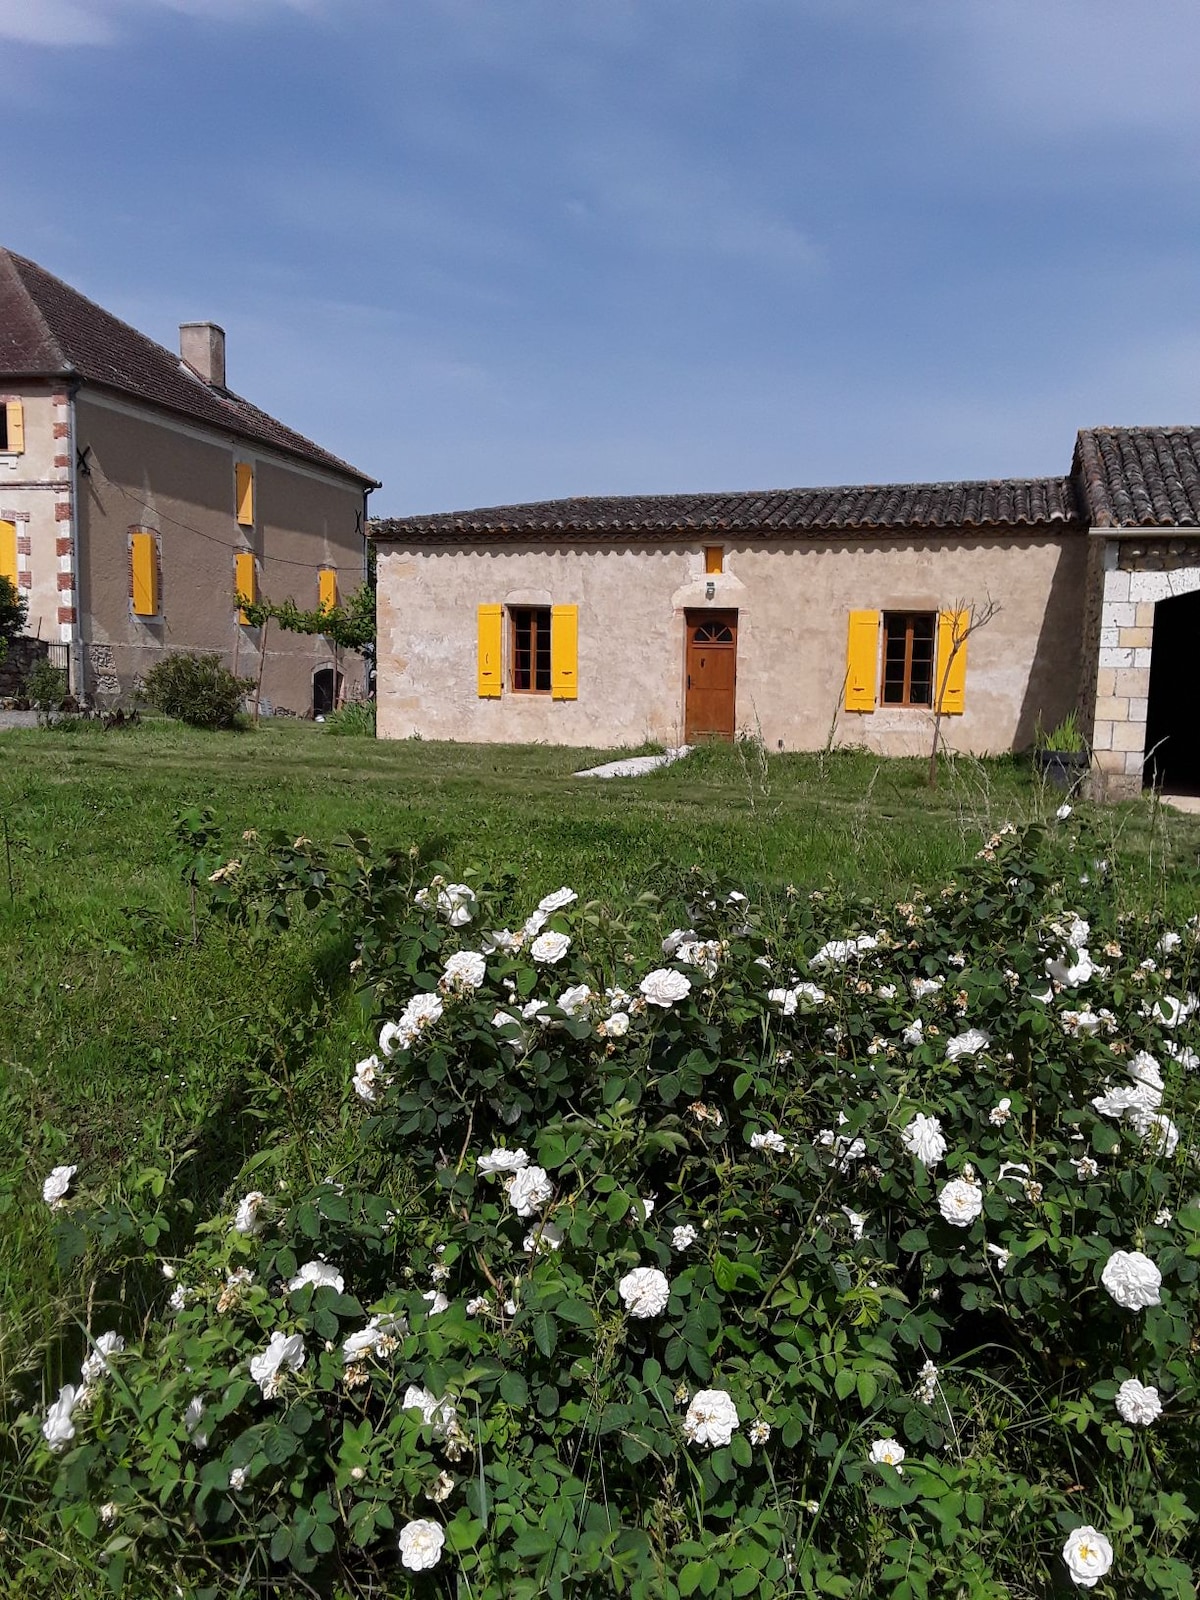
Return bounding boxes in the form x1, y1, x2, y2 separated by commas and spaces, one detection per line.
6, 0, 1200, 514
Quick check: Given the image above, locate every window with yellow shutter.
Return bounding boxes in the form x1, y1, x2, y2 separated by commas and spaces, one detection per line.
0, 521, 17, 590
0, 401, 23, 454
235, 462, 254, 527
318, 569, 338, 611
130, 530, 160, 617
235, 551, 257, 624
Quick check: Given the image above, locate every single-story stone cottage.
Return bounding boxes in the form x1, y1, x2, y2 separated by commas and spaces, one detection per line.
371, 426, 1200, 798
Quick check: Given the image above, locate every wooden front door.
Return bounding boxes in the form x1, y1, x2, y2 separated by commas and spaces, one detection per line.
685, 611, 737, 741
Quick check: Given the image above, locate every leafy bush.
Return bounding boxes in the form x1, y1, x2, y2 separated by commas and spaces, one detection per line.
19, 817, 1200, 1597
323, 699, 376, 737
24, 655, 68, 714
141, 652, 253, 730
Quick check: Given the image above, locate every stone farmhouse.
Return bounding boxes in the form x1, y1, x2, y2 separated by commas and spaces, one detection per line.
371, 426, 1200, 799
0, 247, 378, 714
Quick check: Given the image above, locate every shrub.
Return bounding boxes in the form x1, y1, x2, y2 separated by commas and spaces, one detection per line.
323, 698, 376, 737
141, 652, 253, 730
19, 818, 1200, 1598
23, 655, 68, 714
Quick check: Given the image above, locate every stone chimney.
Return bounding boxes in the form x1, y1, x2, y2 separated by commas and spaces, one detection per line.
179, 321, 226, 388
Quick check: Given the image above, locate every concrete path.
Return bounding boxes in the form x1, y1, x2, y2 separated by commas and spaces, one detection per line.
1161, 793, 1200, 815
574, 745, 692, 779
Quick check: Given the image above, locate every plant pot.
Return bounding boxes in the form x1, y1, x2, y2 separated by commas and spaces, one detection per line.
1034, 748, 1090, 792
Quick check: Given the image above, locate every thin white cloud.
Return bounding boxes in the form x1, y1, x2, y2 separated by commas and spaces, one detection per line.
0, 0, 328, 47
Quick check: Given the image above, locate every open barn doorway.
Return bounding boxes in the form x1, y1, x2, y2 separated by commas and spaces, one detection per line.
312, 665, 344, 718
1144, 590, 1200, 791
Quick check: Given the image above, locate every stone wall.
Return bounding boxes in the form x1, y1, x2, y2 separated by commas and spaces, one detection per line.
0, 634, 50, 697
1087, 535, 1200, 799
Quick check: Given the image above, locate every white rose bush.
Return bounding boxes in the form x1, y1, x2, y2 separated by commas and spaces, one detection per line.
17, 825, 1200, 1596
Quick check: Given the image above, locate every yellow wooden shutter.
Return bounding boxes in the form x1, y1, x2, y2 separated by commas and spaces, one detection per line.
235, 550, 256, 623
936, 610, 968, 715
235, 462, 254, 527
844, 610, 879, 712
551, 604, 578, 700
131, 532, 159, 616
477, 603, 502, 697
318, 568, 338, 611
0, 521, 16, 589
5, 401, 24, 454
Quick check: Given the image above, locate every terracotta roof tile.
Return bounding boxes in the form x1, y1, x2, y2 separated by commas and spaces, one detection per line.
372, 476, 1081, 542
0, 248, 376, 486
1074, 427, 1200, 527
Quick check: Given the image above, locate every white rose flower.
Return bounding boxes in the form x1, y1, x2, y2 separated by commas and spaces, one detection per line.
341, 1313, 405, 1362
42, 1384, 78, 1452
767, 986, 797, 1015
530, 930, 571, 964
793, 982, 826, 1008
482, 928, 521, 954
477, 1146, 529, 1176
380, 992, 445, 1054
557, 983, 594, 1017
628, 1195, 656, 1222
618, 1266, 671, 1318
911, 977, 943, 999
249, 1331, 306, 1395
749, 1129, 788, 1154
672, 1223, 699, 1251
538, 887, 578, 913
441, 950, 487, 991
988, 1097, 1012, 1126
1047, 950, 1095, 988
1062, 1525, 1114, 1588
465, 1294, 490, 1316
1115, 1377, 1162, 1425
1092, 1083, 1159, 1119
522, 1221, 564, 1254
987, 1242, 1011, 1269
901, 1019, 925, 1046
184, 1395, 208, 1448
639, 968, 692, 1007
402, 1384, 457, 1438
605, 1010, 630, 1037
1129, 1108, 1179, 1158
288, 1260, 345, 1295
1127, 1052, 1164, 1093
504, 1165, 554, 1217
522, 907, 549, 938
682, 1388, 740, 1447
352, 1053, 387, 1103
900, 1113, 947, 1168
229, 1465, 249, 1491
1101, 1249, 1162, 1310
422, 1289, 450, 1315
842, 1207, 867, 1240
662, 928, 694, 957
42, 1164, 77, 1208
437, 883, 476, 926
748, 1418, 771, 1446
1056, 803, 1072, 821
398, 1518, 446, 1571
868, 1438, 905, 1469
80, 1332, 124, 1383
945, 1028, 989, 1061
937, 1178, 983, 1227
233, 1190, 267, 1236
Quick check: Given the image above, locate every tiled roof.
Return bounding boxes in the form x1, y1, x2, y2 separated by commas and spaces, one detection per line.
372, 476, 1081, 542
1074, 427, 1200, 528
0, 248, 377, 486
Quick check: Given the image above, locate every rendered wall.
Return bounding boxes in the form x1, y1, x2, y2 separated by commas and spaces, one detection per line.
74, 391, 366, 711
375, 531, 1086, 754
0, 383, 73, 654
